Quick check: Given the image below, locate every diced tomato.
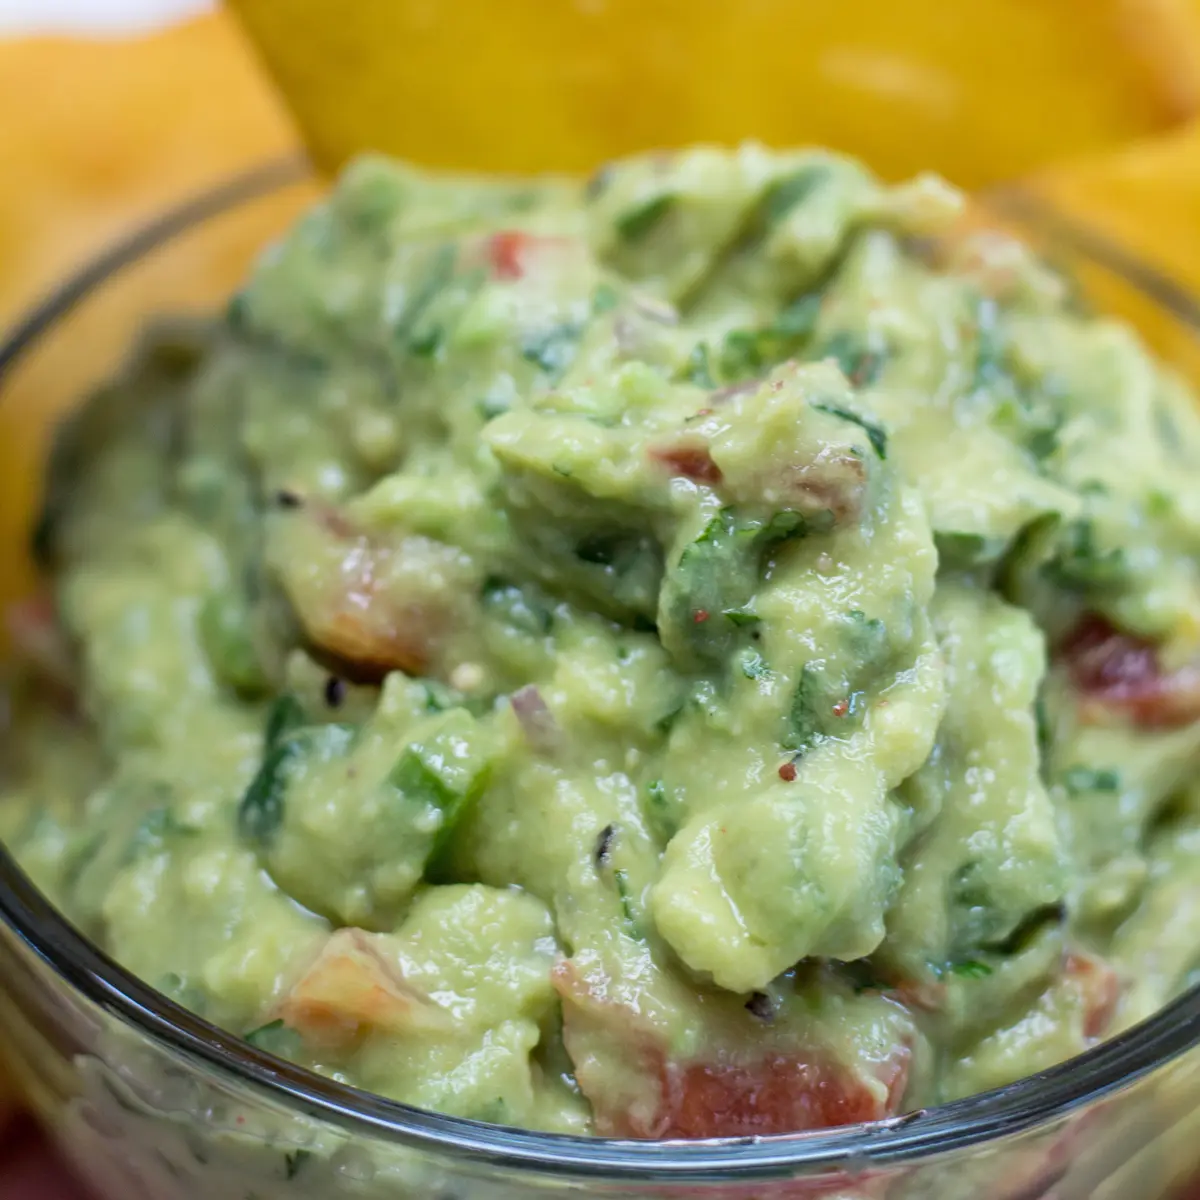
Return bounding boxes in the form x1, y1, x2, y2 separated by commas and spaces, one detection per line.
1063, 950, 1120, 1041
1059, 614, 1200, 729
487, 231, 531, 280
277, 506, 462, 685
886, 977, 946, 1014
660, 1050, 907, 1140
555, 960, 908, 1141
301, 546, 446, 684
6, 591, 76, 695
648, 440, 723, 485
484, 230, 574, 281
785, 450, 869, 524
276, 929, 451, 1050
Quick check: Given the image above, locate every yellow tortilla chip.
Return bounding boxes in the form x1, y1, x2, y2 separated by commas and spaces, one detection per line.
1009, 117, 1200, 381
230, 0, 1200, 184
1017, 120, 1200, 296
0, 13, 302, 619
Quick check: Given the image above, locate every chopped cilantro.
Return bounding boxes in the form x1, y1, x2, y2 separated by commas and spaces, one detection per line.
723, 607, 761, 627
815, 330, 886, 388
476, 395, 510, 421
716, 296, 823, 383
784, 664, 824, 754
408, 325, 444, 358
842, 609, 888, 661
237, 740, 298, 843
1147, 489, 1174, 518
420, 680, 463, 712
644, 778, 677, 841
683, 343, 716, 388
951, 959, 994, 980
655, 703, 684, 734
390, 734, 487, 856
666, 507, 812, 667
615, 194, 675, 242
394, 243, 456, 348
244, 1019, 302, 1058
521, 323, 583, 380
239, 716, 354, 845
1042, 520, 1127, 592
762, 509, 809, 541
935, 531, 1006, 569
772, 292, 823, 340
592, 282, 620, 314
129, 807, 198, 856
972, 298, 1007, 391
390, 749, 460, 812
1061, 766, 1121, 795
284, 1150, 312, 1180
1035, 693, 1053, 768
720, 328, 765, 381
612, 867, 642, 937
264, 695, 306, 750
812, 402, 888, 459
760, 165, 830, 226
1026, 424, 1060, 461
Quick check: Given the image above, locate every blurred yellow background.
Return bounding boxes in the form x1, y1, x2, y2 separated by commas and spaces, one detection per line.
4, 0, 1200, 622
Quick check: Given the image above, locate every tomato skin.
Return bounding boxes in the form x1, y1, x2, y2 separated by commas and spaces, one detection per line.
1060, 614, 1200, 729
554, 960, 909, 1142
6, 589, 76, 696
486, 231, 531, 280
298, 541, 446, 683
484, 230, 575, 281
1063, 950, 1120, 1041
657, 1050, 908, 1141
277, 503, 461, 685
648, 441, 723, 485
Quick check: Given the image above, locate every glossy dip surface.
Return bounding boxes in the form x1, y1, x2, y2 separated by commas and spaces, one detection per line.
6, 145, 1200, 1141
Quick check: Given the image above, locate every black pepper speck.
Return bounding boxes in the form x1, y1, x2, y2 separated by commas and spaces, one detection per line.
745, 992, 777, 1022
594, 823, 617, 868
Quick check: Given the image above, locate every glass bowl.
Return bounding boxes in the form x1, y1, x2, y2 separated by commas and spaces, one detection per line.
3, 162, 1200, 1200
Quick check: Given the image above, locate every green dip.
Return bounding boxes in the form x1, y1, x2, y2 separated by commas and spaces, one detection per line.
7, 144, 1200, 1139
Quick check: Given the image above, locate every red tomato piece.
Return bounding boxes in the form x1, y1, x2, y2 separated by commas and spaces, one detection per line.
277, 505, 462, 685
1059, 614, 1200, 729
484, 230, 574, 281
660, 1050, 907, 1140
648, 440, 723, 485
6, 590, 76, 695
1063, 950, 1120, 1041
554, 960, 908, 1141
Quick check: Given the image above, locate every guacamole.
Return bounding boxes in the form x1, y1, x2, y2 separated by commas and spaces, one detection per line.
6, 144, 1200, 1139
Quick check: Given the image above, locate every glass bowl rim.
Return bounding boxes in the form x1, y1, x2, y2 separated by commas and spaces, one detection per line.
2, 156, 1200, 1184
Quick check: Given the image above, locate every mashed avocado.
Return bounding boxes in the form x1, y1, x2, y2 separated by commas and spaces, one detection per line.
6, 144, 1200, 1138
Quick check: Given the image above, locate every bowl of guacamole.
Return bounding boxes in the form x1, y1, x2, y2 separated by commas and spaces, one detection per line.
4, 145, 1200, 1196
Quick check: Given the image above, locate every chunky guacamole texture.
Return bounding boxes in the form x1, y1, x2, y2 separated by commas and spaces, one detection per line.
7, 145, 1200, 1138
